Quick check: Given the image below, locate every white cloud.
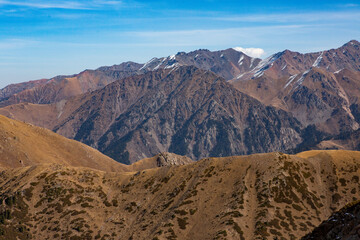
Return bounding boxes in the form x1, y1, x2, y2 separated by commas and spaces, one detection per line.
232, 47, 265, 58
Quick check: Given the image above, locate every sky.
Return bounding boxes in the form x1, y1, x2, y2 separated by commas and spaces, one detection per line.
0, 0, 360, 88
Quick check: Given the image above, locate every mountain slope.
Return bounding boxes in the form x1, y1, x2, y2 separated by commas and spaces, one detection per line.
0, 62, 143, 108
0, 150, 359, 239
0, 66, 303, 164
231, 40, 360, 136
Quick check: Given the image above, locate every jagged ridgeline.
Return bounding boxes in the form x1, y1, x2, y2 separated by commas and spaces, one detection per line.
1, 149, 360, 239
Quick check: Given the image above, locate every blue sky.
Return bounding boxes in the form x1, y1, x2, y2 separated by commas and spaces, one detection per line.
1, 0, 360, 88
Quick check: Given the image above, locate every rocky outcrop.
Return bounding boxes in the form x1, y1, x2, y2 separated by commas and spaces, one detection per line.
155, 152, 193, 167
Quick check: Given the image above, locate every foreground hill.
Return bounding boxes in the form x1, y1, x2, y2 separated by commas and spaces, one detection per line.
1, 66, 303, 164
0, 114, 127, 171
0, 150, 359, 239
0, 114, 192, 172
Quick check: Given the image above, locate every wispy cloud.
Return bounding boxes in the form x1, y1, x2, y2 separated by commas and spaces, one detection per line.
0, 39, 37, 49
215, 11, 360, 23
0, 0, 126, 10
343, 3, 359, 8
0, 0, 89, 9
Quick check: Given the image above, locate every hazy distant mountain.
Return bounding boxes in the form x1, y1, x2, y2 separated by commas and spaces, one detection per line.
0, 62, 143, 107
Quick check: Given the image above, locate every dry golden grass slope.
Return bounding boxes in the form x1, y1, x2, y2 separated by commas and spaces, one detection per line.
0, 150, 360, 239
0, 114, 128, 172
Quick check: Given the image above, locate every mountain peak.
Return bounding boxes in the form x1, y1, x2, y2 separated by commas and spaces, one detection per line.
342, 39, 360, 48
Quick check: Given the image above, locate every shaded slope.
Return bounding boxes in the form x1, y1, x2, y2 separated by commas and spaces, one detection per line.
49, 66, 302, 163
0, 150, 359, 239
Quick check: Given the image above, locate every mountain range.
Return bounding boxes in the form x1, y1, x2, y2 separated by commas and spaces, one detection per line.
0, 40, 360, 164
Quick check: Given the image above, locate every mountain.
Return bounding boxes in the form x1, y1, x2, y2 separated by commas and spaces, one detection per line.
0, 150, 359, 239
302, 200, 360, 240
0, 62, 143, 108
1, 40, 360, 162
1, 66, 304, 164
139, 48, 261, 81
231, 40, 360, 135
0, 79, 48, 102
0, 48, 259, 108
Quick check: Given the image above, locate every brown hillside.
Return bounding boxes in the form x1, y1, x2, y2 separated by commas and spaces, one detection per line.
0, 114, 128, 172
0, 150, 359, 239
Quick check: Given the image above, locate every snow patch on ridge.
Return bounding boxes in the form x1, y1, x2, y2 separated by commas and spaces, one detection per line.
140, 57, 157, 71
238, 55, 244, 66
284, 74, 298, 89
312, 52, 323, 67
334, 68, 344, 74
294, 69, 311, 88
164, 62, 179, 69
251, 52, 282, 78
